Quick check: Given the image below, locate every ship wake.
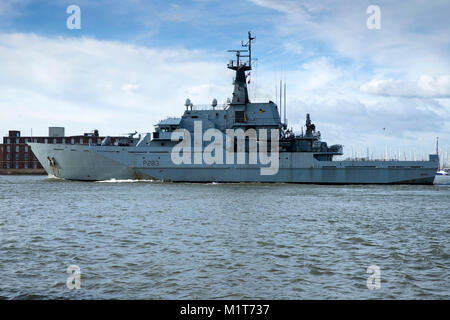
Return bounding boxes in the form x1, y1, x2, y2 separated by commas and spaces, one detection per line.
96, 178, 156, 183
46, 174, 65, 181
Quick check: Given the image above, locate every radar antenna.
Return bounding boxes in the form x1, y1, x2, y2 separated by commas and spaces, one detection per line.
227, 31, 255, 71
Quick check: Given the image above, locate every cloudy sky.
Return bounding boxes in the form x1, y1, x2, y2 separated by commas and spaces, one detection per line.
0, 0, 449, 161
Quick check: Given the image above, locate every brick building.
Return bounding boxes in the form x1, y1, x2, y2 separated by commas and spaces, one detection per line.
0, 128, 119, 170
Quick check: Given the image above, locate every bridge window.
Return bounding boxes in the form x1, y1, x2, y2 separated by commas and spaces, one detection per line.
234, 111, 245, 123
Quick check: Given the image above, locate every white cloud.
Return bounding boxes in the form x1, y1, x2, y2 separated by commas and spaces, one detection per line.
249, 0, 311, 19
0, 33, 231, 136
121, 83, 141, 94
360, 75, 450, 98
249, 0, 450, 77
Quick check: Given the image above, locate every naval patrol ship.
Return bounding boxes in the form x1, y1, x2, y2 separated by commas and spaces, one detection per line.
29, 33, 438, 184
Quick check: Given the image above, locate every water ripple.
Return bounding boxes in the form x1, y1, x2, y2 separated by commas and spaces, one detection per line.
0, 175, 448, 299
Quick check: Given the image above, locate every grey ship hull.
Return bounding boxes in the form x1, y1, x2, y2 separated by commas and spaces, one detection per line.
29, 143, 437, 184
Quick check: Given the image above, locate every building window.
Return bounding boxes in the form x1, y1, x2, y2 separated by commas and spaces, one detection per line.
7, 138, 10, 144
7, 154, 10, 160
6, 163, 10, 168
15, 163, 19, 169
80, 138, 83, 144
44, 138, 48, 144
7, 145, 10, 152
71, 138, 75, 144
89, 138, 92, 145
25, 146, 28, 152
25, 154, 29, 160
34, 163, 37, 169
16, 154, 19, 160
16, 146, 19, 152
62, 139, 66, 144
53, 138, 57, 144
16, 139, 19, 144
34, 138, 37, 142
24, 163, 28, 169
98, 138, 101, 144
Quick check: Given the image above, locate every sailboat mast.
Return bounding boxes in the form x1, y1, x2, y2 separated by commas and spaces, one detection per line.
436, 137, 440, 170
284, 82, 287, 124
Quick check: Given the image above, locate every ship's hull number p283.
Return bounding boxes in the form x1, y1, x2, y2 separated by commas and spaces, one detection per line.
143, 160, 160, 167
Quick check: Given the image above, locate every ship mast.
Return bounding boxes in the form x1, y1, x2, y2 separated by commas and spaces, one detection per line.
227, 32, 255, 104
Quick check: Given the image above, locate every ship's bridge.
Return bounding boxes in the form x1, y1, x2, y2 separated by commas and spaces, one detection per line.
153, 118, 181, 140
